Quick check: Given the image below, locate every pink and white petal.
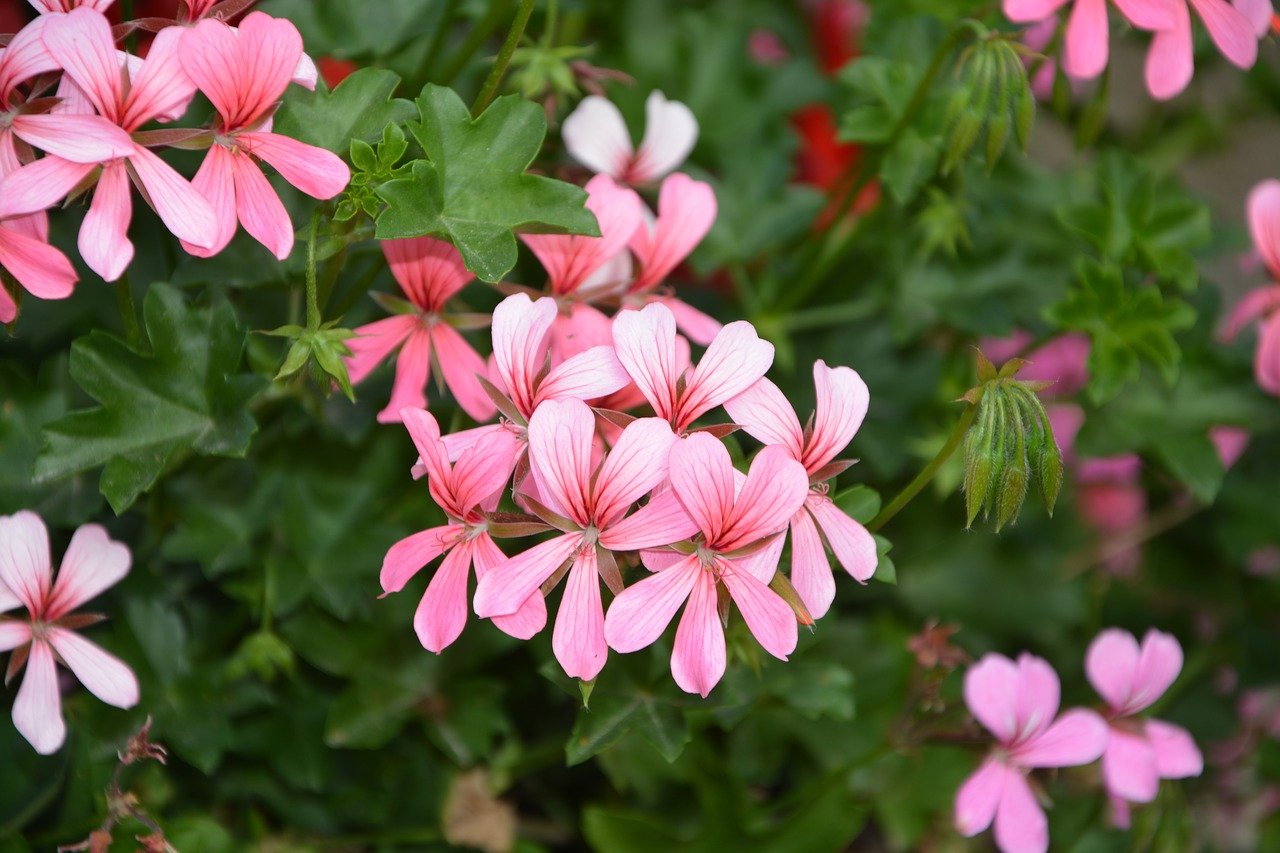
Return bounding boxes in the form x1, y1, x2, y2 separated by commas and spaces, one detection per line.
955, 757, 1010, 837
631, 174, 716, 291
1247, 181, 1280, 280
1145, 5, 1194, 101
432, 326, 497, 423
292, 51, 318, 88
789, 508, 835, 619
669, 432, 736, 542
805, 362, 870, 471
681, 320, 775, 425
734, 530, 786, 583
523, 174, 643, 293
344, 315, 416, 384
719, 446, 809, 552
229, 151, 293, 259
965, 653, 1021, 742
40, 7, 123, 120
471, 533, 547, 640
593, 417, 678, 526
1233, 0, 1274, 35
472, 533, 580, 618
720, 558, 797, 660
611, 302, 681, 420
79, 161, 134, 282
9, 114, 134, 163
1015, 708, 1108, 768
451, 425, 519, 515
441, 423, 508, 463
179, 18, 244, 124
670, 569, 725, 696
993, 772, 1049, 853
376, 329, 433, 424
491, 293, 557, 415
129, 143, 219, 250
660, 297, 722, 347
1101, 726, 1160, 803
527, 398, 596, 526
1146, 719, 1203, 779
808, 497, 878, 583
639, 547, 686, 573
0, 619, 30, 651
179, 145, 238, 258
0, 510, 51, 614
1085, 627, 1142, 712
723, 377, 804, 457
239, 132, 351, 199
1128, 629, 1183, 714
0, 15, 57, 96
599, 489, 700, 552
220, 12, 304, 127
632, 91, 698, 183
561, 95, 634, 178
1190, 0, 1259, 69
45, 524, 130, 620
0, 224, 77, 302
121, 26, 197, 129
47, 627, 138, 708
1012, 653, 1062, 743
0, 156, 95, 220
380, 524, 457, 594
552, 550, 608, 680
1064, 0, 1110, 80
12, 640, 65, 755
603, 554, 700, 652
382, 236, 472, 310
536, 345, 631, 405
399, 408, 452, 493
1114, 0, 1181, 28
412, 543, 472, 653
1002, 0, 1071, 22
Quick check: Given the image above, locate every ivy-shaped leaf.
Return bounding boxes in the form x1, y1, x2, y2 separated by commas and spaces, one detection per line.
375, 84, 599, 282
272, 68, 416, 155
34, 284, 264, 514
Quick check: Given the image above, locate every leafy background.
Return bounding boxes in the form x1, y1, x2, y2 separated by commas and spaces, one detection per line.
3, 0, 1280, 850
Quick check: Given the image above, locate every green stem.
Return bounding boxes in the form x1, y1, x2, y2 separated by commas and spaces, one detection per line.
471, 0, 535, 117
868, 402, 978, 533
305, 213, 321, 330
540, 0, 559, 49
116, 273, 142, 348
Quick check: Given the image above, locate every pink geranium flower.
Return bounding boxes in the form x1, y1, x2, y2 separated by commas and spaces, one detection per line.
1145, 0, 1259, 100
1003, 0, 1175, 80
473, 398, 697, 680
562, 90, 698, 185
380, 409, 545, 652
612, 302, 774, 433
604, 433, 809, 696
179, 12, 350, 259
725, 360, 877, 617
27, 0, 114, 11
1224, 180, 1280, 397
1086, 628, 1203, 827
345, 237, 495, 424
0, 214, 79, 324
0, 511, 139, 755
955, 653, 1108, 853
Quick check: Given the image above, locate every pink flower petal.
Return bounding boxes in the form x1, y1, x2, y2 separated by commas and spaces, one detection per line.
1128, 628, 1183, 714
1232, 0, 1274, 34
522, 174, 643, 295
345, 315, 417, 385
598, 489, 699, 552
1012, 653, 1062, 743
129, 143, 219, 250
382, 236, 472, 311
669, 432, 736, 542
377, 329, 432, 424
604, 554, 700, 653
1257, 313, 1280, 396
238, 132, 351, 199
670, 568, 724, 696
12, 640, 65, 755
1014, 707, 1108, 768
593, 417, 678, 527
491, 293, 556, 416
0, 156, 94, 220
44, 524, 130, 620
679, 320, 774, 428
1102, 725, 1160, 803
380, 524, 458, 594
536, 345, 630, 405
448, 421, 519, 516
120, 26, 196, 130
0, 221, 77, 302
9, 114, 134, 164
631, 91, 698, 183
47, 627, 138, 708
413, 542, 472, 653
471, 533, 547, 640
41, 7, 123, 122
1190, 0, 1258, 69
993, 771, 1049, 853
0, 510, 51, 614
472, 533, 580, 619
630, 173, 716, 291
1003, 0, 1071, 22
1145, 4, 1194, 101
0, 618, 30, 652
1223, 286, 1280, 341
719, 557, 797, 660
0, 16, 57, 97
192, 13, 303, 129
718, 445, 809, 552
611, 302, 681, 421
552, 550, 608, 680
229, 150, 293, 259
955, 756, 1010, 837
965, 653, 1021, 743
179, 17, 244, 124
401, 408, 452, 492
808, 496, 878, 583
1247, 180, 1280, 280
805, 361, 870, 472
789, 507, 836, 619
724, 377, 805, 459
1113, 0, 1181, 28
562, 95, 634, 178
1146, 718, 1203, 779
79, 161, 134, 282
180, 144, 238, 258
1064, 0, 1110, 80
527, 398, 596, 526
659, 296, 722, 347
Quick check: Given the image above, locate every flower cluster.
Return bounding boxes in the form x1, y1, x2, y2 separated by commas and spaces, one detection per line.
1225, 179, 1280, 398
0, 3, 349, 320
956, 628, 1202, 853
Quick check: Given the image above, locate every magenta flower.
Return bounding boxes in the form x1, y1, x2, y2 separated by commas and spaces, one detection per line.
1225, 180, 1280, 397
725, 360, 876, 618
562, 90, 698, 185
345, 237, 495, 424
179, 12, 350, 259
611, 302, 774, 434
473, 398, 696, 680
1145, 0, 1259, 100
604, 433, 809, 696
381, 409, 545, 652
1003, 0, 1175, 80
0, 511, 139, 755
955, 653, 1108, 853
0, 9, 218, 281
1086, 628, 1203, 827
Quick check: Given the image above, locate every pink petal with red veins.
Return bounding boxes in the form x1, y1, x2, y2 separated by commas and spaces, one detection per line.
0, 222, 77, 302
680, 320, 774, 427
380, 524, 458, 594
789, 507, 835, 619
129, 143, 219, 250
669, 432, 736, 542
1113, 0, 1179, 29
450, 424, 518, 516
604, 554, 700, 652
382, 236, 472, 311
0, 156, 95, 220
238, 132, 351, 199
592, 417, 677, 526
724, 377, 805, 458
804, 361, 869, 471
964, 653, 1021, 742
0, 510, 51, 614
718, 445, 808, 552
611, 302, 681, 420
9, 114, 134, 163
12, 640, 65, 755
181, 145, 238, 258
630, 173, 716, 291
1012, 653, 1062, 743
79, 161, 134, 282
229, 151, 293, 259
471, 533, 547, 639
1145, 3, 1194, 101
1086, 628, 1150, 713
552, 549, 608, 680
47, 627, 138, 708
413, 543, 472, 653
491, 293, 557, 415
179, 18, 244, 124
598, 489, 699, 552
522, 174, 643, 294
670, 568, 724, 696
472, 533, 580, 618
121, 26, 196, 130
432, 324, 497, 423
527, 398, 596, 525
45, 524, 130, 620
536, 345, 630, 405
376, 329, 433, 424
1002, 0, 1071, 23
719, 558, 797, 660
808, 497, 877, 582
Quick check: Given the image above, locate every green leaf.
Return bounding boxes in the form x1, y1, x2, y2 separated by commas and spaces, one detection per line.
325, 658, 437, 749
834, 485, 881, 523
375, 84, 599, 282
273, 68, 416, 155
33, 285, 263, 513
566, 686, 690, 766
880, 130, 939, 205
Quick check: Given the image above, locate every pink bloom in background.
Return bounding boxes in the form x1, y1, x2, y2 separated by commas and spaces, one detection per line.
0, 511, 139, 755
1077, 454, 1146, 574
1225, 180, 1280, 397
955, 653, 1107, 853
1003, 0, 1175, 80
1086, 628, 1203, 827
622, 172, 722, 345
725, 360, 877, 617
345, 238, 495, 424
1209, 424, 1250, 469
474, 399, 696, 680
562, 90, 698, 185
179, 12, 350, 259
380, 410, 544, 652
981, 331, 1091, 398
604, 434, 808, 696
612, 302, 774, 433
27, 0, 115, 11
1145, 0, 1260, 100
